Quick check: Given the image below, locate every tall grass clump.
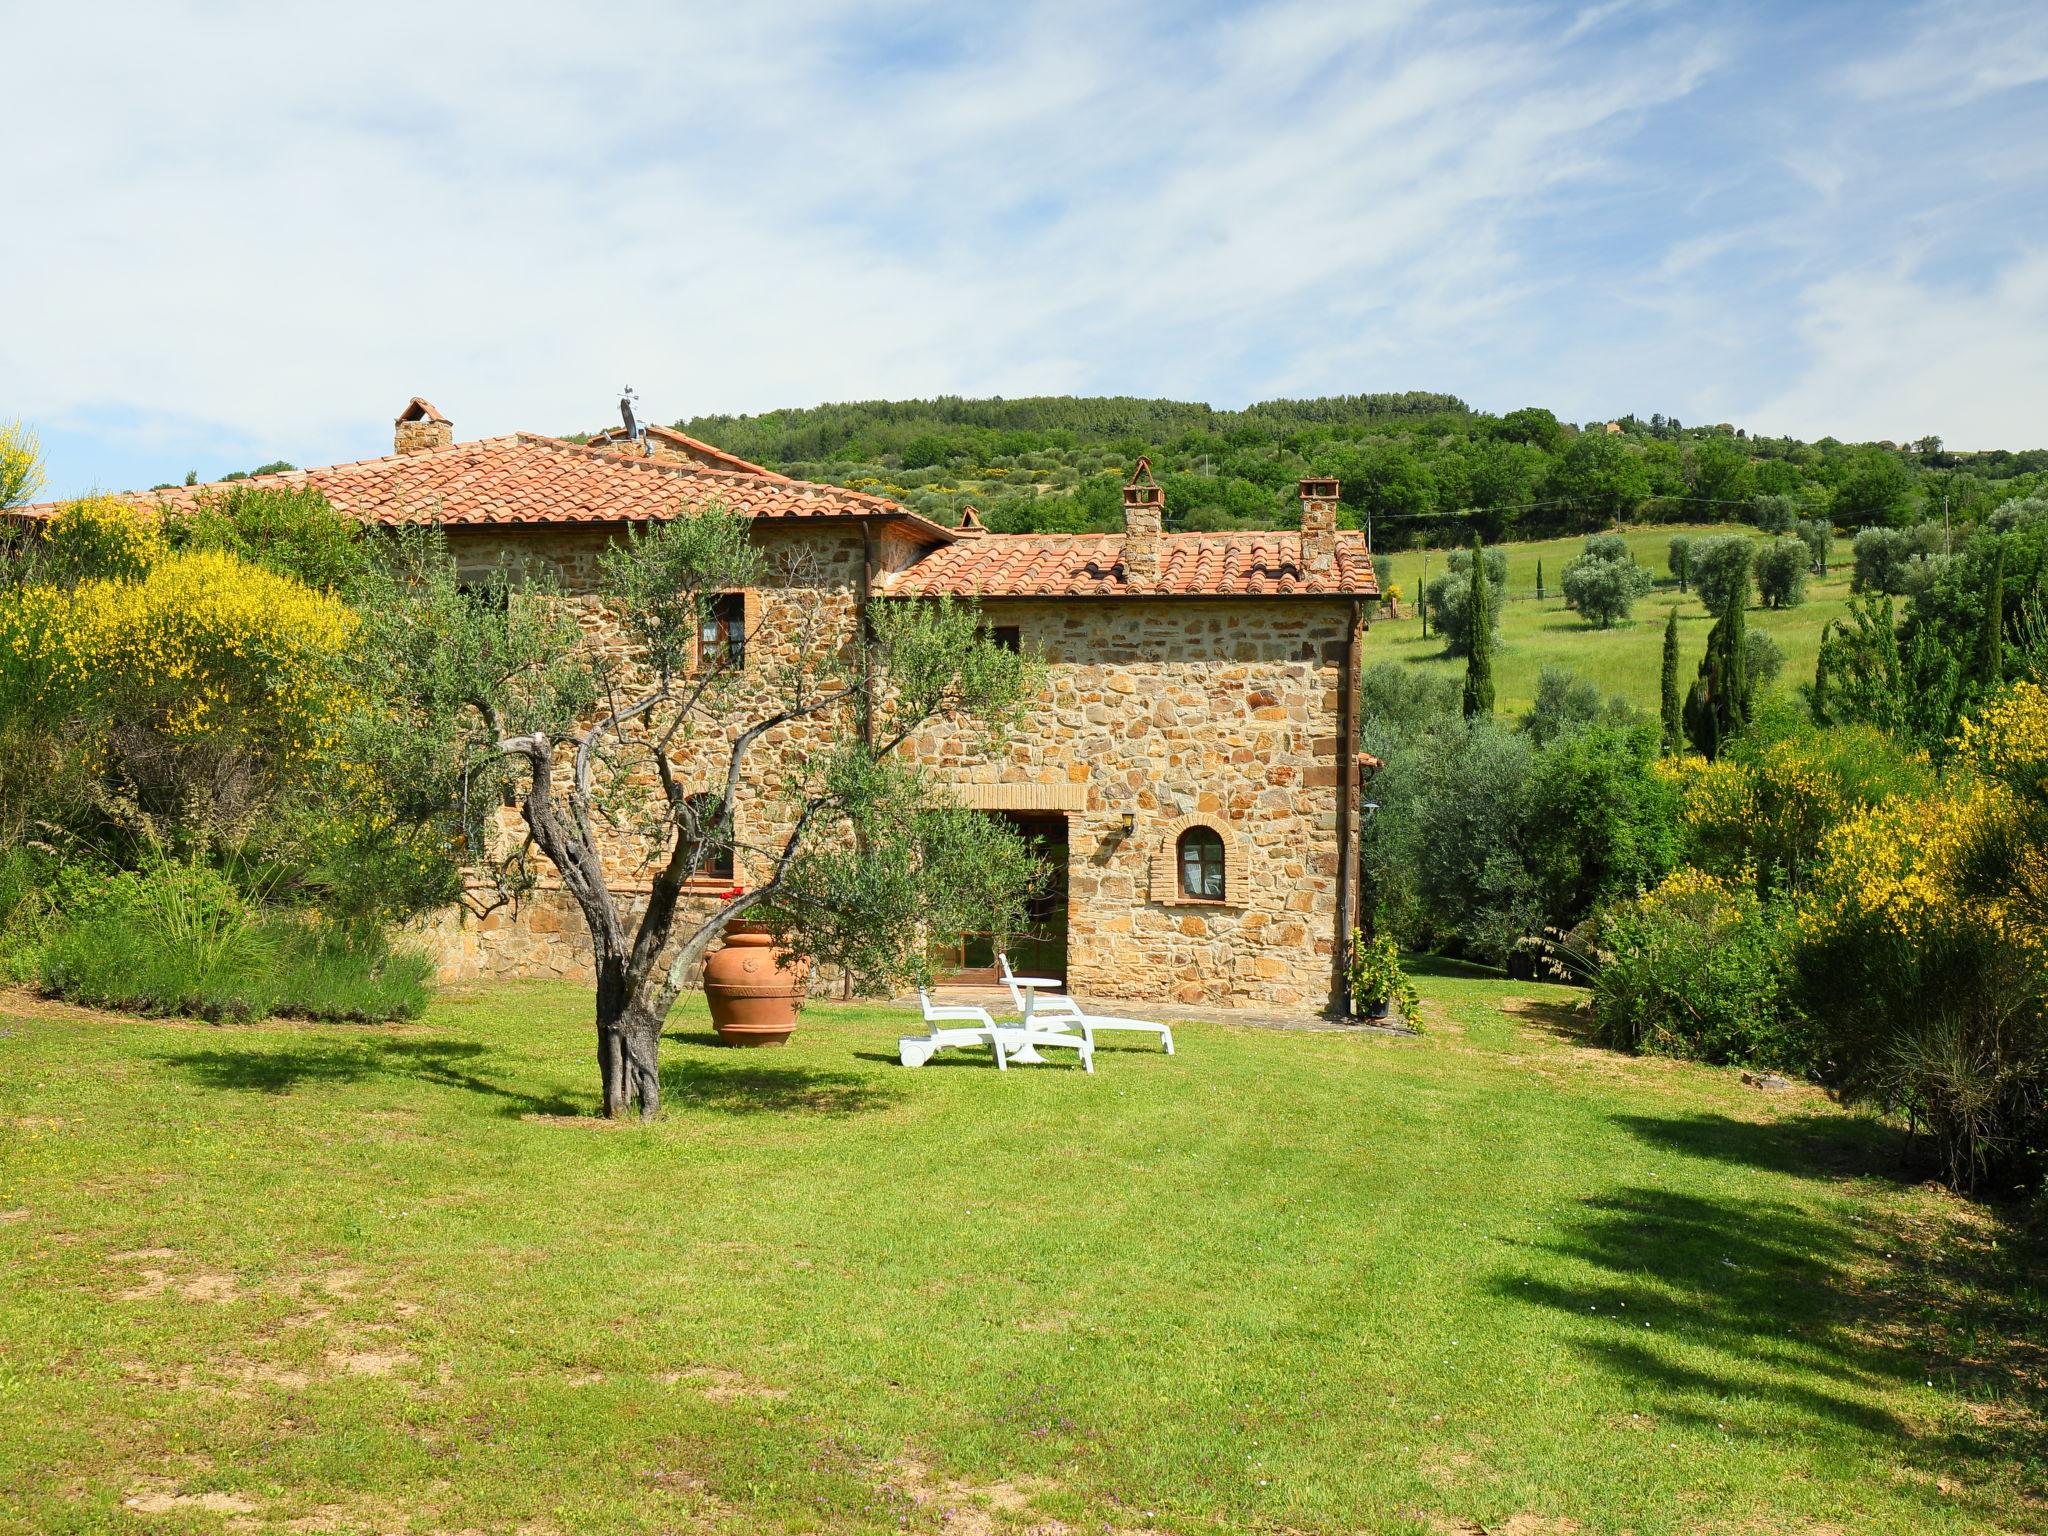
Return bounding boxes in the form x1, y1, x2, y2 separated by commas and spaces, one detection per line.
34, 859, 431, 1023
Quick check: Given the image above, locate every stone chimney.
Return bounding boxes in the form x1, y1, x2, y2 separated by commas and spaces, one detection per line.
1299, 476, 1340, 578
1122, 458, 1163, 586
394, 397, 453, 454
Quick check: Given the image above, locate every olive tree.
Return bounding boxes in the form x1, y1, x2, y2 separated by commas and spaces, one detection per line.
357, 510, 1040, 1119
1560, 532, 1653, 628
1754, 534, 1810, 609
1690, 533, 1756, 616
1423, 544, 1507, 656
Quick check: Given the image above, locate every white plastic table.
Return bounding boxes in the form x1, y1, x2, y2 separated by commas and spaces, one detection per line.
1004, 975, 1064, 1064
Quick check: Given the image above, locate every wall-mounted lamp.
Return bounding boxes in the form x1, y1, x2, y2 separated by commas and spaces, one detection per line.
1118, 811, 1137, 836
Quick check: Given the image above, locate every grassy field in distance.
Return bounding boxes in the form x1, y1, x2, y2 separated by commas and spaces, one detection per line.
1367, 524, 1852, 716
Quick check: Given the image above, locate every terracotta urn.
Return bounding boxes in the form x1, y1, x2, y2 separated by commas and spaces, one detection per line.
702, 922, 808, 1047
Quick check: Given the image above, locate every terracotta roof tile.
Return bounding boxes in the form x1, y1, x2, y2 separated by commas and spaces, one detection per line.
881, 531, 1377, 600
13, 433, 952, 542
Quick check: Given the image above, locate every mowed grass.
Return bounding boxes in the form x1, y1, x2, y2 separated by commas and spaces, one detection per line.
1372, 525, 1855, 715
2, 977, 2042, 1535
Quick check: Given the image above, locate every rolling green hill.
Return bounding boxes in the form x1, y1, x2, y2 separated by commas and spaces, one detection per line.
662, 393, 2048, 545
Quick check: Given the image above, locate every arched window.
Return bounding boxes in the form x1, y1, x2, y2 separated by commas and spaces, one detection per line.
684, 793, 734, 881
1178, 826, 1225, 900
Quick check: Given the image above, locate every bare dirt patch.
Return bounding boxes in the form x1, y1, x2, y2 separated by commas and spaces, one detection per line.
660, 1365, 789, 1404
124, 1485, 261, 1516
325, 1349, 412, 1377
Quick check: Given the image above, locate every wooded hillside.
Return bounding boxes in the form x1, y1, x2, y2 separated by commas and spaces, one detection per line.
660, 394, 2048, 547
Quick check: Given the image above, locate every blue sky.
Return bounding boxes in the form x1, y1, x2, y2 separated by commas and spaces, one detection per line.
7, 0, 2048, 500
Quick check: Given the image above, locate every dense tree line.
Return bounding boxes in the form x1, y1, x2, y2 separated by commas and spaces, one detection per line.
666, 395, 2048, 547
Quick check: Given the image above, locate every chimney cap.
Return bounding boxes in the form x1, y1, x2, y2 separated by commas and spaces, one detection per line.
956, 505, 987, 536
395, 396, 451, 427
1299, 476, 1340, 499
1123, 456, 1163, 508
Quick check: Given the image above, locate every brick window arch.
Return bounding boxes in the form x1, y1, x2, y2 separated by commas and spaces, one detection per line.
1150, 814, 1241, 905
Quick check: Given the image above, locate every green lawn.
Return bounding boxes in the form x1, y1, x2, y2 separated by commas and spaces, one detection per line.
1371, 526, 1855, 715
2, 977, 2041, 1535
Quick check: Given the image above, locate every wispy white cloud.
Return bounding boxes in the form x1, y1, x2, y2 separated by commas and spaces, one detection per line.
1840, 0, 2048, 106
5, 0, 2047, 494
1755, 253, 2048, 448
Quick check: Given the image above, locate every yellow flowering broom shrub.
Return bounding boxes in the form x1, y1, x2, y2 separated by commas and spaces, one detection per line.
1666, 723, 1933, 894
1795, 683, 2048, 1191
0, 419, 42, 511
0, 547, 357, 837
40, 495, 166, 584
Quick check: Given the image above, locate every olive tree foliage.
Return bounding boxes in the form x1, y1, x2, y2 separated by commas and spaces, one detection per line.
1668, 534, 1694, 593
1797, 517, 1833, 574
1852, 525, 1919, 594
357, 510, 1041, 1119
1689, 534, 1755, 616
1423, 544, 1507, 656
1750, 493, 1801, 535
1753, 534, 1810, 609
1560, 532, 1654, 628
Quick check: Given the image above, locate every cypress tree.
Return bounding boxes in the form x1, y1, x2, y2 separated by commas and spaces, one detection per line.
1977, 542, 2006, 693
1811, 624, 1834, 727
1659, 606, 1682, 754
1725, 569, 1750, 727
1463, 535, 1495, 718
1683, 569, 1751, 758
1535, 559, 1545, 602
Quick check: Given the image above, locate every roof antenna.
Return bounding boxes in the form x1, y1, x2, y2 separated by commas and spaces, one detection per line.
619, 387, 649, 456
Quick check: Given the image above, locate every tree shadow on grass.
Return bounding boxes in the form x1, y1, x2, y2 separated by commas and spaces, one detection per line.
158, 1037, 581, 1117
657, 1053, 900, 1117
1489, 1112, 2048, 1521
1614, 1108, 1908, 1183
1401, 953, 1511, 982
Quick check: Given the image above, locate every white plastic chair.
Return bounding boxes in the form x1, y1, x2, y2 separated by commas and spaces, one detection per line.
999, 954, 1175, 1055
902, 990, 1094, 1072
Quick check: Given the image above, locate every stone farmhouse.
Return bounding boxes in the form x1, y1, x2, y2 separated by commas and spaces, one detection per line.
56, 398, 1382, 1013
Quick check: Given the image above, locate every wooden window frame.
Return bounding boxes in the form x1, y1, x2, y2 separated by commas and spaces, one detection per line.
698, 591, 748, 671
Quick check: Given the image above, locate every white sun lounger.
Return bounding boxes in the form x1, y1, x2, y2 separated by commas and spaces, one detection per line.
900, 990, 1094, 1072
999, 954, 1175, 1055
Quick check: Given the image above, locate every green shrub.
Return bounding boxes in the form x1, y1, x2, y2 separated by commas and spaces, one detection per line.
0, 846, 55, 983
1586, 870, 1803, 1068
1344, 930, 1420, 1021
34, 858, 430, 1023
271, 922, 434, 1024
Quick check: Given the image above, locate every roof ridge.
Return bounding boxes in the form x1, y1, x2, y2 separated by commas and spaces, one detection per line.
515, 432, 954, 538
584, 423, 789, 480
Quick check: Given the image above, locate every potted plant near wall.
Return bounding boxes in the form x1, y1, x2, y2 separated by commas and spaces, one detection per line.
701, 887, 810, 1047
1345, 929, 1420, 1027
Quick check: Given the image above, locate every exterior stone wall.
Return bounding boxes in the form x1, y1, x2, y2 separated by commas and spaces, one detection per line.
897, 598, 1352, 1010
414, 527, 1356, 1012
420, 524, 869, 984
